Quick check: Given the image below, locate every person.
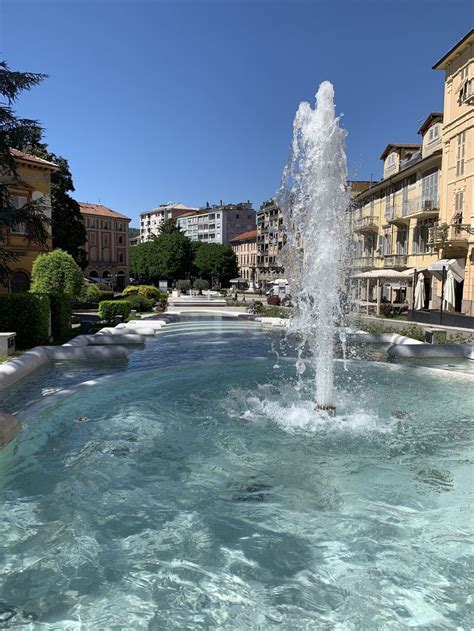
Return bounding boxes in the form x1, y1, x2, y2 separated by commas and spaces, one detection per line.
242, 294, 246, 303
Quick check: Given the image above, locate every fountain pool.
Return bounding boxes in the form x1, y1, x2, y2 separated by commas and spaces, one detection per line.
0, 316, 472, 629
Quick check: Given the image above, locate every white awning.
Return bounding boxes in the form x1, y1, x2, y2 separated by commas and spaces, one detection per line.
352, 269, 405, 279
428, 259, 465, 283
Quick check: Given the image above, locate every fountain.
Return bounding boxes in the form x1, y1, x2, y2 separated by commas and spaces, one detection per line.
277, 81, 350, 412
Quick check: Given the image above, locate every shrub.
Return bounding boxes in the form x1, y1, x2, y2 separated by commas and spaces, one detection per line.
31, 249, 84, 296
123, 294, 153, 312
80, 283, 101, 304
193, 279, 209, 294
123, 284, 161, 301
98, 300, 131, 324
0, 293, 50, 348
49, 293, 72, 339
176, 279, 191, 293
267, 295, 281, 306
98, 290, 114, 302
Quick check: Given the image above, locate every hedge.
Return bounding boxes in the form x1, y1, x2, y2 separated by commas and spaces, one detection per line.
0, 293, 50, 349
49, 293, 72, 340
123, 285, 161, 301
123, 294, 153, 312
98, 300, 131, 324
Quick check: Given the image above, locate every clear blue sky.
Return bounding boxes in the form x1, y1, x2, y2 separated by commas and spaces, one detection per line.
1, 0, 471, 227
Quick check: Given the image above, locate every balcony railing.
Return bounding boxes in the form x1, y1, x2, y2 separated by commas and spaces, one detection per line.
428, 223, 471, 246
353, 256, 375, 271
383, 254, 407, 269
353, 216, 378, 233
399, 151, 422, 171
402, 196, 439, 218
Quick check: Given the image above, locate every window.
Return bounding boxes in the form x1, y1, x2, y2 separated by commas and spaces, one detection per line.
118, 235, 123, 244
386, 153, 395, 167
428, 125, 439, 142
456, 131, 466, 177
89, 233, 97, 246
458, 78, 474, 104
89, 247, 98, 262
118, 252, 124, 263
11, 271, 30, 293
454, 191, 464, 219
422, 169, 439, 204
10, 196, 28, 233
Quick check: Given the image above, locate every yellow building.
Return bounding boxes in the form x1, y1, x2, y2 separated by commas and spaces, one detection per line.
433, 29, 474, 316
0, 149, 58, 293
352, 127, 442, 306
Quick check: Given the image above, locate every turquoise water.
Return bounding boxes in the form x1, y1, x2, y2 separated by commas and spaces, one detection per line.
0, 317, 473, 629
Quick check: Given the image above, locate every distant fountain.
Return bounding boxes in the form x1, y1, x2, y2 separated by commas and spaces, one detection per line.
277, 81, 350, 412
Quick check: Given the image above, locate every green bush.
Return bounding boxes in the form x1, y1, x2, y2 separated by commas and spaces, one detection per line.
31, 249, 84, 296
49, 293, 72, 339
0, 293, 50, 348
80, 283, 101, 304
123, 294, 153, 312
98, 290, 114, 302
123, 285, 161, 301
98, 300, 131, 324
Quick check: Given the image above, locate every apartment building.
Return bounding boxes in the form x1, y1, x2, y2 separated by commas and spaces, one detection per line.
352, 29, 473, 316
140, 203, 198, 242
177, 202, 256, 244
256, 198, 285, 290
433, 29, 474, 315
1, 149, 58, 293
79, 203, 131, 290
230, 229, 257, 287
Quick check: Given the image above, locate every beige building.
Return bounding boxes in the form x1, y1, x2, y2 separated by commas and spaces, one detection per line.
352, 30, 474, 318
230, 229, 257, 287
79, 203, 131, 291
1, 149, 58, 293
433, 29, 474, 315
256, 198, 285, 290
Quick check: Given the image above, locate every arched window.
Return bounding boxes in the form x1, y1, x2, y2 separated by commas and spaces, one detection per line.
89, 270, 99, 279
89, 247, 98, 262
11, 271, 30, 293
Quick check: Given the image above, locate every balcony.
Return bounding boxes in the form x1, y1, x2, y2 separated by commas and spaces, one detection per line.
353, 216, 378, 233
428, 223, 471, 248
402, 196, 439, 219
353, 256, 375, 271
383, 254, 407, 269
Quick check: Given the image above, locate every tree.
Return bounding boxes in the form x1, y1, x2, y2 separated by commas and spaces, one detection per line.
193, 278, 209, 294
194, 244, 238, 287
30, 249, 84, 296
0, 60, 50, 284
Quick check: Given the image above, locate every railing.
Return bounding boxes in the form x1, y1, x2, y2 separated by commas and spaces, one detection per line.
383, 254, 407, 268
353, 216, 378, 232
399, 151, 422, 170
353, 256, 375, 270
428, 223, 471, 246
402, 196, 439, 217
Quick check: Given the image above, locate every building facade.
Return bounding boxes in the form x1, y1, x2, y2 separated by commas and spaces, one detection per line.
230, 229, 257, 287
433, 29, 474, 315
256, 198, 285, 290
79, 203, 131, 290
1, 149, 58, 293
352, 30, 473, 316
140, 203, 198, 242
177, 202, 256, 245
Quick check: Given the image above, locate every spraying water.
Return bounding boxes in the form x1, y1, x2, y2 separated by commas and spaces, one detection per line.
277, 81, 350, 412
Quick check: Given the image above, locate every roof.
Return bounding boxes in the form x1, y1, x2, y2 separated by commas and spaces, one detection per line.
417, 112, 443, 135
380, 144, 421, 161
78, 202, 131, 221
230, 229, 257, 243
10, 148, 58, 170
143, 203, 198, 215
433, 29, 474, 70
177, 210, 200, 218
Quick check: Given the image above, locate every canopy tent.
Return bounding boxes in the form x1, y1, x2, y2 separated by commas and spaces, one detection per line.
428, 259, 464, 283
270, 278, 288, 284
